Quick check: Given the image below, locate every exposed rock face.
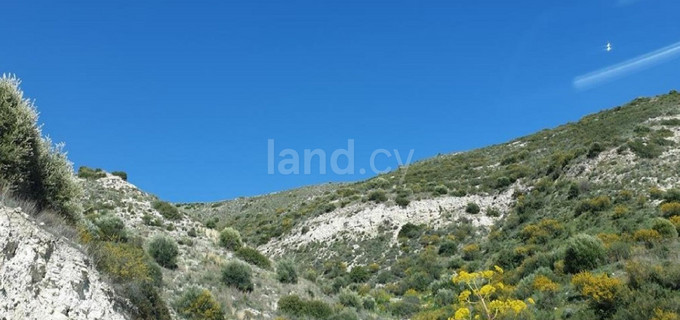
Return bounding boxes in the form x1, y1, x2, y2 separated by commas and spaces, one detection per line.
260, 186, 517, 258
0, 206, 128, 320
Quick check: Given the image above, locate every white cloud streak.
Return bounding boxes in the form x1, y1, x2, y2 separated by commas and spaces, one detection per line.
574, 41, 680, 89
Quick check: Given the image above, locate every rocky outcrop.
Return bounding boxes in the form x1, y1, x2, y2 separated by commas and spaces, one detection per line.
0, 206, 128, 320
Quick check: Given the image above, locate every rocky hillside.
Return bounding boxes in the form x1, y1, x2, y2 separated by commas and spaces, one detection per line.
0, 205, 126, 320
2, 74, 680, 320
79, 172, 343, 320
181, 91, 680, 319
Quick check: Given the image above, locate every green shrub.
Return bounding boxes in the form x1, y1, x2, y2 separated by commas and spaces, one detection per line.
486, 207, 501, 217
363, 296, 376, 310
434, 185, 448, 195
177, 237, 193, 247
77, 166, 106, 180
368, 177, 391, 189
235, 247, 271, 269
305, 300, 334, 319
205, 217, 219, 229
278, 295, 333, 319
434, 288, 455, 307
278, 295, 306, 317
389, 298, 420, 317
121, 281, 172, 320
368, 189, 388, 203
628, 139, 663, 158
465, 202, 480, 214
187, 227, 197, 237
664, 189, 680, 202
564, 234, 606, 273
276, 259, 298, 284
142, 214, 163, 227
219, 227, 243, 250
438, 240, 458, 256
398, 223, 421, 239
111, 171, 128, 181
330, 309, 359, 320
222, 261, 253, 292
587, 142, 605, 158
568, 183, 580, 199
175, 287, 224, 320
277, 294, 306, 317
495, 176, 513, 188
660, 118, 680, 126
93, 214, 127, 242
349, 265, 369, 283
651, 218, 678, 239
0, 76, 81, 221
320, 202, 336, 213
338, 289, 362, 309
152, 201, 182, 220
148, 236, 179, 269
395, 195, 410, 208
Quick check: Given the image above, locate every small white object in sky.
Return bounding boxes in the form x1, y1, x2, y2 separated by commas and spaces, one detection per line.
605, 42, 613, 52
574, 40, 680, 89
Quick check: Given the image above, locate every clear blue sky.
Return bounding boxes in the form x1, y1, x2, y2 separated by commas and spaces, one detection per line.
2, 0, 679, 202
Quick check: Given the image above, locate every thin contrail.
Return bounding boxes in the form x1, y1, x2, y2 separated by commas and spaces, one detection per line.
574, 41, 680, 89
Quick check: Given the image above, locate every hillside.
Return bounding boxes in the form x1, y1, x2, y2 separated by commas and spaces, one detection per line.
2, 74, 680, 320
181, 90, 680, 319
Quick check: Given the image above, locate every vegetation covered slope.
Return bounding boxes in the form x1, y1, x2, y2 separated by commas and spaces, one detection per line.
3, 74, 680, 320
182, 90, 680, 320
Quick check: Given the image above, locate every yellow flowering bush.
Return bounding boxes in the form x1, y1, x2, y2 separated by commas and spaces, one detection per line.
176, 287, 225, 320
613, 205, 629, 218
571, 272, 622, 310
520, 219, 563, 244
651, 308, 680, 320
597, 233, 621, 248
449, 266, 531, 320
462, 243, 481, 260
660, 202, 680, 218
633, 229, 661, 246
669, 215, 680, 232
95, 242, 151, 282
532, 275, 559, 292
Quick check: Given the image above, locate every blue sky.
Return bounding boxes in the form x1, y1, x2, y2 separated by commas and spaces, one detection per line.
2, 0, 679, 202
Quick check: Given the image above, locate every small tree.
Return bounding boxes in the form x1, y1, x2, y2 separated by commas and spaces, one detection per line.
564, 234, 606, 274
148, 236, 179, 269
0, 76, 81, 221
219, 227, 243, 250
276, 259, 298, 284
221, 261, 253, 292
